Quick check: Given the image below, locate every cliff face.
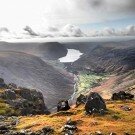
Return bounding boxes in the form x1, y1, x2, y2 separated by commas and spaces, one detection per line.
0, 79, 49, 116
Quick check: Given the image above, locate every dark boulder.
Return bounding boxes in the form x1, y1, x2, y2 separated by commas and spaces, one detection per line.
112, 91, 134, 100
76, 94, 87, 105
57, 100, 70, 112
85, 92, 106, 115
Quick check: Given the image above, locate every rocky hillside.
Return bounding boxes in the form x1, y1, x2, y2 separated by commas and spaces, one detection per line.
1, 98, 134, 134
0, 78, 49, 116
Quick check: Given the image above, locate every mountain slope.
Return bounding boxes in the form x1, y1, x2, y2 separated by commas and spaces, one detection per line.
0, 51, 74, 109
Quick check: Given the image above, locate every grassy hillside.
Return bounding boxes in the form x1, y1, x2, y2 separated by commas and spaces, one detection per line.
16, 100, 135, 134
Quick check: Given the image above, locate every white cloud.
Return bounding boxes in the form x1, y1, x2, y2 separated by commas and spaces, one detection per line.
88, 25, 135, 36
0, 0, 134, 29
60, 24, 85, 37
0, 24, 85, 39
0, 25, 135, 40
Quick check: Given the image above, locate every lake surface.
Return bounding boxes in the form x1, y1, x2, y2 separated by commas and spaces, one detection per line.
59, 49, 83, 62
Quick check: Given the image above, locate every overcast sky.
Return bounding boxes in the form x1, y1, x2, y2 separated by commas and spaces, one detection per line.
0, 0, 135, 38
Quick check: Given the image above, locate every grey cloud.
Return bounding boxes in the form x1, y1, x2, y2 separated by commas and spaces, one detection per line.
23, 26, 38, 36
0, 27, 9, 33
47, 26, 59, 32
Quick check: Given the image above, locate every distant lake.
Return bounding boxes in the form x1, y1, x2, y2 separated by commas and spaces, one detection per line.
59, 49, 83, 62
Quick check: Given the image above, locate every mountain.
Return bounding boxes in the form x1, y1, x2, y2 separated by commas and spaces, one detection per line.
0, 41, 67, 60
0, 51, 74, 109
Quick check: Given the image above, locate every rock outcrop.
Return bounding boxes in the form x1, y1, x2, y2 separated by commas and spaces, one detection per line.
0, 79, 49, 116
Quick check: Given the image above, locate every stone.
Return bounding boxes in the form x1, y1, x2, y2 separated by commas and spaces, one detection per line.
76, 94, 87, 105
0, 115, 6, 121
120, 106, 132, 111
85, 92, 106, 114
42, 126, 54, 134
123, 132, 130, 135
7, 83, 17, 90
111, 91, 134, 100
110, 133, 117, 135
4, 89, 16, 100
62, 119, 77, 135
0, 78, 6, 88
95, 131, 102, 135
57, 100, 70, 112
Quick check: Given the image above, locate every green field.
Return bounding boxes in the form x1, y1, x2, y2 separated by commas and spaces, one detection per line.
75, 72, 107, 96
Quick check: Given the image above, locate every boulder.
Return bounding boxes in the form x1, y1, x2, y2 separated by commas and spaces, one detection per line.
35, 126, 54, 135
0, 78, 6, 88
57, 100, 70, 112
61, 118, 77, 135
112, 91, 134, 100
4, 89, 16, 100
76, 94, 87, 105
0, 123, 10, 134
85, 92, 106, 115
7, 83, 17, 90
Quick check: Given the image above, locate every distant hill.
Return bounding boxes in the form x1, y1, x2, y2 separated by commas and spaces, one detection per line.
0, 41, 67, 60
64, 40, 135, 73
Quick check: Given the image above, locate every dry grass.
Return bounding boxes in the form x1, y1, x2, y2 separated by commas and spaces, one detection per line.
16, 100, 135, 134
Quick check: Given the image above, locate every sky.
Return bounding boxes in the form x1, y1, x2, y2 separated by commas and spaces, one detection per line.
0, 0, 135, 39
